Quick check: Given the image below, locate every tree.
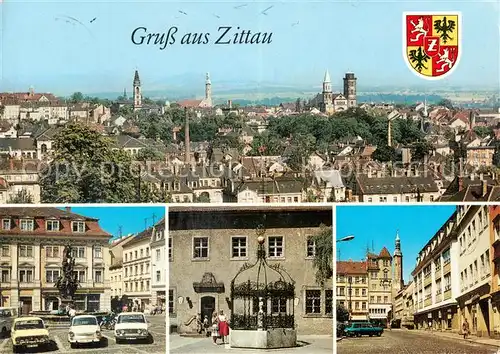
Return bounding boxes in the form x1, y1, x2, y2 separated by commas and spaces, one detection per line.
7, 189, 34, 204
411, 141, 433, 161
40, 123, 139, 203
337, 304, 350, 323
312, 224, 333, 286
372, 145, 396, 162
437, 98, 454, 110
70, 92, 84, 104
194, 192, 210, 203
473, 126, 493, 138
136, 147, 165, 161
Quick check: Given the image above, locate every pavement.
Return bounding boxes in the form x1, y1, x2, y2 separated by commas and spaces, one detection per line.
169, 333, 334, 353
337, 329, 500, 353
0, 315, 166, 354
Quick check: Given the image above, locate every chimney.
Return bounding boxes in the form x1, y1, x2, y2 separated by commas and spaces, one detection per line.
458, 176, 464, 192
228, 100, 232, 109
65, 206, 71, 212
184, 108, 191, 165
482, 179, 488, 197
9, 155, 13, 171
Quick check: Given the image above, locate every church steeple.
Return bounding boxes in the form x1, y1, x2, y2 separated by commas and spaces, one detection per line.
133, 70, 142, 111
323, 70, 332, 93
393, 229, 404, 293
394, 230, 402, 256
205, 72, 212, 100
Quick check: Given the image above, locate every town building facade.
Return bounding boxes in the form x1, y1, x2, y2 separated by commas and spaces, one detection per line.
169, 206, 333, 335
367, 247, 394, 326
150, 217, 166, 308
0, 207, 112, 313
412, 210, 460, 331
336, 261, 369, 321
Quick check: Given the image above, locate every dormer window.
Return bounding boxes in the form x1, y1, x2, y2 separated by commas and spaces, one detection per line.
20, 218, 34, 231
46, 220, 60, 232
72, 221, 85, 233
2, 219, 10, 230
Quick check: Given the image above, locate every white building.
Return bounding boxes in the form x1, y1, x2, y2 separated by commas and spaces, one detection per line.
456, 205, 492, 337
150, 218, 166, 308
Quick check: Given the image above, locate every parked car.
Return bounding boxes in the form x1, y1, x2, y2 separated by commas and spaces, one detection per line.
11, 317, 51, 352
114, 312, 152, 344
0, 307, 18, 337
68, 315, 103, 348
344, 322, 384, 337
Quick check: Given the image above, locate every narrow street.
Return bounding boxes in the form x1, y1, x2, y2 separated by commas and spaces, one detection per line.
337, 330, 500, 354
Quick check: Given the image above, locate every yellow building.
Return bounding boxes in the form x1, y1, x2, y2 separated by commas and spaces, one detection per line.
336, 261, 369, 321
0, 207, 112, 313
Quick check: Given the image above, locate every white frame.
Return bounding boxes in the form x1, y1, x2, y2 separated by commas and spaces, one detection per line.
45, 219, 60, 232
192, 236, 209, 260
20, 218, 34, 231
2, 219, 10, 230
267, 235, 285, 259
72, 221, 85, 233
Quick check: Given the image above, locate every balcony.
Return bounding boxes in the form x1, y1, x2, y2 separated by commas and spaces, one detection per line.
443, 262, 451, 275
424, 298, 432, 307
424, 276, 432, 287
444, 289, 451, 300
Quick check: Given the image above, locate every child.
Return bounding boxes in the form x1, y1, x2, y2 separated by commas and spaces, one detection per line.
211, 317, 219, 345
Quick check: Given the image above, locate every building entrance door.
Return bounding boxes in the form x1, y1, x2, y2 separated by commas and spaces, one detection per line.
20, 297, 32, 315
479, 299, 490, 336
201, 296, 215, 325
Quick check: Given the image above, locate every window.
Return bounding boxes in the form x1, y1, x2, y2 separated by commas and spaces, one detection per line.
305, 290, 321, 314
19, 245, 33, 258
268, 236, 284, 258
45, 269, 60, 283
168, 238, 172, 261
379, 196, 387, 202
94, 270, 103, 283
325, 290, 333, 314
71, 247, 85, 258
231, 236, 247, 258
253, 298, 268, 313
2, 219, 10, 230
169, 289, 174, 313
156, 270, 161, 282
1, 245, 9, 257
72, 221, 85, 233
146, 247, 149, 257
87, 294, 100, 312
384, 296, 388, 303
306, 237, 316, 257
72, 270, 86, 282
442, 249, 451, 264
271, 298, 286, 313
362, 289, 367, 296
20, 219, 34, 231
393, 196, 398, 202
193, 237, 209, 259
1, 269, 10, 282
94, 247, 102, 258
45, 246, 59, 258
46, 220, 59, 232
140, 249, 144, 258
19, 269, 33, 282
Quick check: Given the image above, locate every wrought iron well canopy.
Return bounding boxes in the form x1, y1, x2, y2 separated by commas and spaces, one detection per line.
230, 224, 296, 330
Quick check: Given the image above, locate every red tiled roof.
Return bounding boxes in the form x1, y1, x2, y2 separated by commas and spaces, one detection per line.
178, 99, 203, 108
337, 260, 367, 275
378, 247, 392, 258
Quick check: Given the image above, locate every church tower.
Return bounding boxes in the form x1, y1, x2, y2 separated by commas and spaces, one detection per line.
205, 72, 213, 107
133, 70, 142, 111
321, 70, 334, 114
343, 72, 357, 107
393, 230, 404, 294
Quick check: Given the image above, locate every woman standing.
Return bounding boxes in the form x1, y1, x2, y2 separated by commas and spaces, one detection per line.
211, 312, 219, 345
218, 310, 230, 344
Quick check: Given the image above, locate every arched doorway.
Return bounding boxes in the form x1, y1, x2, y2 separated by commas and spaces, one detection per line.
201, 296, 215, 324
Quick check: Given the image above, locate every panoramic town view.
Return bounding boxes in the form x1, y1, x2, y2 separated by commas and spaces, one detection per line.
336, 205, 500, 353
0, 206, 166, 353
0, 1, 498, 204
168, 205, 333, 353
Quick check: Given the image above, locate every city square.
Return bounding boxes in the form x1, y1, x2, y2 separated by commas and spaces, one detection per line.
337, 329, 499, 354
0, 314, 166, 354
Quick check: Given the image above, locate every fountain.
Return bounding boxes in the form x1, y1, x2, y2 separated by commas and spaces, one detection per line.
229, 224, 297, 349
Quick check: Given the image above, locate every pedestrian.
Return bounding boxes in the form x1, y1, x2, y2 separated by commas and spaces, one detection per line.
203, 315, 209, 336
69, 305, 76, 319
218, 310, 229, 344
462, 318, 470, 339
211, 312, 219, 345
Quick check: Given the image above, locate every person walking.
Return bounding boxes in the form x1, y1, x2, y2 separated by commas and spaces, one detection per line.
462, 318, 470, 339
218, 310, 230, 344
211, 312, 219, 345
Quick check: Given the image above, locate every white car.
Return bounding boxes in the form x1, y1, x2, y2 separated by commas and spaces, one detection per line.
114, 312, 151, 344
0, 307, 17, 337
68, 315, 102, 348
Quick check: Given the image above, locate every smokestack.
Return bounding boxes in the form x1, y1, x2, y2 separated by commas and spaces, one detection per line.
482, 180, 488, 197
228, 100, 232, 109
184, 108, 190, 165
458, 176, 464, 192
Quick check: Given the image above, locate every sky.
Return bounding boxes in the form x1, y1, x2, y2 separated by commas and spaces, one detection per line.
1, 0, 498, 94
336, 205, 456, 283
59, 206, 165, 240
